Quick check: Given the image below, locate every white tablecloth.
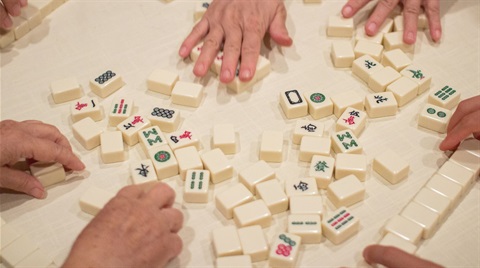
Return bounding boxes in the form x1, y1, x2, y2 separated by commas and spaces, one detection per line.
1, 0, 479, 267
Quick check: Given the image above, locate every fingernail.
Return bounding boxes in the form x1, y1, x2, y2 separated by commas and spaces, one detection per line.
31, 188, 46, 199
240, 69, 251, 80
366, 22, 377, 34
179, 46, 187, 57
343, 6, 353, 17
2, 17, 13, 29
406, 31, 415, 44
221, 69, 231, 81
433, 29, 441, 42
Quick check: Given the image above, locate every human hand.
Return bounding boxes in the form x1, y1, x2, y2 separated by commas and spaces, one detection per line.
341, 0, 442, 44
62, 183, 183, 267
363, 245, 443, 267
439, 95, 480, 151
0, 120, 85, 199
178, 0, 292, 84
1, 0, 27, 29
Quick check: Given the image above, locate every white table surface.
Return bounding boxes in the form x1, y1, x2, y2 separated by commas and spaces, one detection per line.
1, 0, 479, 267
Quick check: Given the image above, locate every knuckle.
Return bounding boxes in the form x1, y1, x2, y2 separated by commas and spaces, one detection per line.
378, 0, 398, 10
403, 5, 420, 15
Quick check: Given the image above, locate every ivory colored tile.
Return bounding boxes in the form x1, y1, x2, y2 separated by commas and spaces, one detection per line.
425, 174, 462, 205
1, 235, 38, 268
11, 16, 29, 40
382, 215, 423, 245
14, 248, 53, 268
368, 66, 401, 93
1, 224, 21, 250
437, 160, 475, 193
289, 195, 323, 216
381, 49, 412, 71
237, 225, 269, 262
215, 183, 254, 219
216, 255, 252, 268
386, 76, 418, 107
190, 42, 203, 62
379, 233, 417, 254
285, 177, 318, 197
147, 106, 181, 133
72, 117, 103, 150
138, 126, 168, 154
322, 207, 359, 244
418, 13, 428, 29
383, 31, 414, 52
279, 89, 308, 119
331, 90, 364, 119
89, 70, 125, 98
353, 39, 384, 61
100, 131, 125, 164
259, 130, 284, 163
292, 119, 324, 145
20, 5, 42, 29
355, 26, 384, 44
239, 160, 275, 194
184, 169, 210, 203
418, 103, 452, 133
331, 40, 355, 68
268, 233, 302, 267
287, 214, 322, 244
233, 200, 272, 228
108, 97, 134, 127
175, 146, 203, 180
309, 155, 335, 189
201, 148, 234, 184
427, 85, 461, 110
29, 162, 65, 187
331, 129, 363, 154
413, 187, 451, 221
171, 81, 203, 107
365, 92, 398, 117
299, 136, 331, 162
130, 159, 158, 186
400, 201, 440, 239
449, 149, 480, 178
372, 149, 409, 184
303, 90, 334, 119
393, 15, 404, 31
79, 187, 115, 216
70, 97, 102, 122
457, 138, 480, 157
400, 64, 432, 95
50, 77, 83, 104
378, 17, 394, 33
148, 145, 179, 180
327, 16, 354, 37
146, 69, 179, 95
335, 153, 367, 181
212, 226, 242, 257
213, 123, 237, 154
167, 128, 201, 151
0, 29, 15, 49
226, 56, 271, 94
194, 1, 210, 22
352, 54, 385, 83
255, 179, 288, 214
117, 114, 151, 146
210, 50, 224, 75
326, 175, 365, 208
335, 107, 367, 137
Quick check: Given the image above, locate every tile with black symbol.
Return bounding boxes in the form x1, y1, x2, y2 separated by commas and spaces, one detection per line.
418, 104, 452, 133
215, 183, 254, 219
352, 55, 384, 84
138, 126, 168, 154
147, 106, 181, 133
90, 70, 125, 98
427, 85, 461, 110
285, 177, 318, 197
303, 90, 333, 119
365, 92, 398, 118
148, 145, 179, 180
292, 119, 324, 145
287, 214, 322, 244
108, 97, 134, 127
309, 155, 335, 189
400, 64, 432, 94
239, 160, 275, 194
331, 90, 364, 118
70, 97, 102, 122
322, 207, 359, 244
331, 129, 363, 154
212, 225, 242, 257
279, 89, 308, 119
167, 128, 201, 151
184, 169, 210, 203
130, 159, 158, 186
255, 179, 288, 214
335, 107, 367, 137
117, 114, 151, 146
268, 233, 302, 267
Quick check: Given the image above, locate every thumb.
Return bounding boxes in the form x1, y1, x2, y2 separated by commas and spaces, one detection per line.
0, 167, 46, 199
268, 6, 293, 47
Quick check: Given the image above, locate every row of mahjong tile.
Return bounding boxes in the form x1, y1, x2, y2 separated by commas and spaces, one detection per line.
0, 0, 67, 49
0, 218, 57, 267
51, 69, 204, 108
375, 138, 480, 255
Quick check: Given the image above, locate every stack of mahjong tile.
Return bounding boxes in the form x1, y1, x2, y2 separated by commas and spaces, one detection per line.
0, 0, 68, 49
